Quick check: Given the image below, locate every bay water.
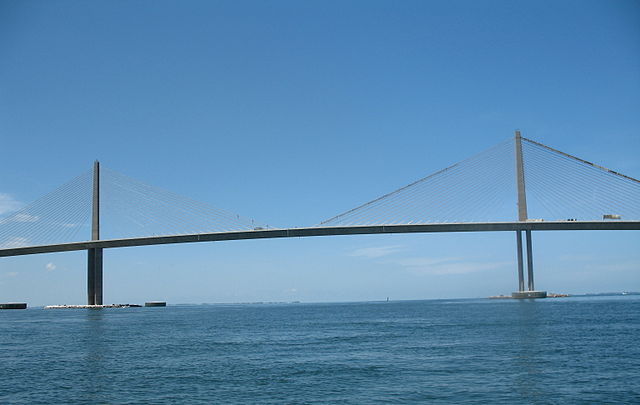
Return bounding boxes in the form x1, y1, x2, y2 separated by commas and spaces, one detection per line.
1, 296, 639, 404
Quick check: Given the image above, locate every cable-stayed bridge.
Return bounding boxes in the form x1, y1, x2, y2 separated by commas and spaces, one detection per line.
1, 132, 639, 303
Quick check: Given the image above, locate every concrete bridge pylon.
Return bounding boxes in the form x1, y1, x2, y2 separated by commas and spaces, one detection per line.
87, 160, 103, 305
513, 131, 546, 299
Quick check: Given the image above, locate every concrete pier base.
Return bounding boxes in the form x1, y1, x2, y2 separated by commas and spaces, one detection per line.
44, 304, 142, 309
145, 301, 166, 307
0, 302, 27, 309
512, 291, 547, 299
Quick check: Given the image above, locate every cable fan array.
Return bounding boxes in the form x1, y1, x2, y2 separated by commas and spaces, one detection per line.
521, 138, 640, 221
0, 171, 93, 248
319, 137, 640, 226
0, 167, 266, 248
320, 140, 518, 226
99, 167, 265, 239
1, 136, 638, 250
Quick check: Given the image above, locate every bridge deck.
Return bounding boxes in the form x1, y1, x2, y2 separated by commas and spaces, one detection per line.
1, 221, 639, 257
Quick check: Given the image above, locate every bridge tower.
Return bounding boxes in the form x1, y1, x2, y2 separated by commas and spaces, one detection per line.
87, 160, 103, 305
513, 131, 546, 299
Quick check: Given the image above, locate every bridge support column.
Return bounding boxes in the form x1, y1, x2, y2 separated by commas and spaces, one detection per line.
87, 250, 95, 305
512, 230, 545, 298
525, 230, 534, 291
87, 248, 103, 305
516, 231, 525, 292
87, 160, 103, 305
512, 131, 546, 299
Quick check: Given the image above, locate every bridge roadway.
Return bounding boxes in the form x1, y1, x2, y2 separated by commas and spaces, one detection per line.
1, 221, 639, 257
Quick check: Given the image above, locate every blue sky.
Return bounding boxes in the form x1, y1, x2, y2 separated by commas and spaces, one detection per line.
1, 0, 639, 305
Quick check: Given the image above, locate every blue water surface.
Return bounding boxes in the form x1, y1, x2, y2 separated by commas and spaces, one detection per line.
1, 296, 639, 404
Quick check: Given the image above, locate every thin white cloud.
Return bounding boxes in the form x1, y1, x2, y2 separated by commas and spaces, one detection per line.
11, 213, 39, 223
45, 262, 57, 271
349, 245, 404, 259
397, 257, 462, 267
559, 254, 595, 262
0, 193, 23, 215
0, 237, 30, 248
584, 261, 639, 273
398, 256, 511, 275
5, 272, 18, 277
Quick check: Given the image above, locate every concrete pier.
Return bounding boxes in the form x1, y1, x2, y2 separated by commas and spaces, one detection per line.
0, 302, 27, 309
512, 291, 547, 299
44, 304, 141, 309
144, 301, 166, 307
